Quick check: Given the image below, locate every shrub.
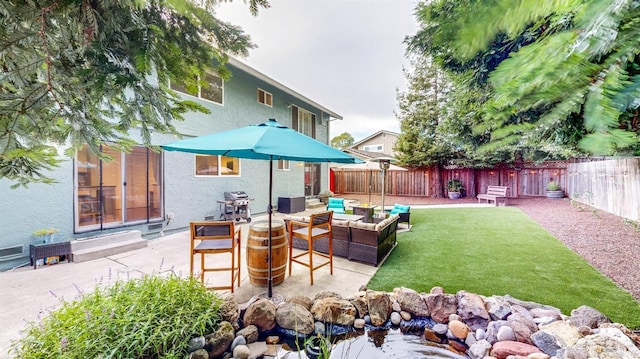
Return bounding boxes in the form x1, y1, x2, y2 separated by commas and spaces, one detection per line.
547, 181, 560, 191
11, 274, 223, 358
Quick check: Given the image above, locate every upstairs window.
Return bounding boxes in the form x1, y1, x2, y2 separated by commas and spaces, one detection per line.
363, 144, 383, 152
170, 71, 223, 105
258, 88, 272, 107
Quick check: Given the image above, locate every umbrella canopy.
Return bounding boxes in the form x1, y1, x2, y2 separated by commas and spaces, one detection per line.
162, 119, 361, 298
162, 118, 358, 163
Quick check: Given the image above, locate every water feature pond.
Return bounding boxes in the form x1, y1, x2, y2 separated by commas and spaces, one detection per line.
279, 328, 468, 359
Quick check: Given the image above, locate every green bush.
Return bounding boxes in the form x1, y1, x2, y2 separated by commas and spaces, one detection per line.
11, 274, 223, 358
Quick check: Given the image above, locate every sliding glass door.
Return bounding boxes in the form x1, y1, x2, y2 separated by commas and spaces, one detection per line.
75, 145, 163, 231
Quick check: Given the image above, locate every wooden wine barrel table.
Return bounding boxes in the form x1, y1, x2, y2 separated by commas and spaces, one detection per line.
247, 220, 288, 286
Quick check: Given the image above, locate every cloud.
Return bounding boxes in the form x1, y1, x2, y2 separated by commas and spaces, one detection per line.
215, 0, 418, 142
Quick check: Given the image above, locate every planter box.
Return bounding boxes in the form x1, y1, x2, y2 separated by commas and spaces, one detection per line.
546, 190, 564, 199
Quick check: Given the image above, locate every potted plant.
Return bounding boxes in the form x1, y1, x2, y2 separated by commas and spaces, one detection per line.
447, 179, 464, 200
318, 190, 334, 205
33, 228, 59, 244
546, 181, 564, 199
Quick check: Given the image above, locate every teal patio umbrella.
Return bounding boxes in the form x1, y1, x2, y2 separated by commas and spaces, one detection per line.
162, 119, 361, 298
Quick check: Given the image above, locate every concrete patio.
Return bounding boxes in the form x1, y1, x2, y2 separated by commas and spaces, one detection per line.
0, 210, 380, 357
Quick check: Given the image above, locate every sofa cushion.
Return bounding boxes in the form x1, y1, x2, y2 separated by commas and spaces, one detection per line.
355, 221, 376, 230
332, 219, 349, 227
390, 204, 410, 214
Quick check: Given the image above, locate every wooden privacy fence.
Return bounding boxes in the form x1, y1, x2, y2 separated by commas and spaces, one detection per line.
332, 161, 568, 198
567, 158, 640, 221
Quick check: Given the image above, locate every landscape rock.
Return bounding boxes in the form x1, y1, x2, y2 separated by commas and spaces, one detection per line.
189, 349, 209, 359
275, 302, 314, 334
390, 311, 401, 326
392, 287, 430, 317
187, 336, 205, 353
467, 339, 492, 359
232, 344, 250, 359
456, 291, 490, 330
367, 290, 392, 326
310, 297, 356, 326
349, 294, 368, 319
489, 340, 542, 359
288, 295, 313, 310
205, 321, 235, 359
567, 305, 611, 329
243, 299, 276, 332
236, 325, 259, 344
567, 326, 640, 359
449, 319, 469, 339
426, 292, 458, 323
219, 294, 240, 330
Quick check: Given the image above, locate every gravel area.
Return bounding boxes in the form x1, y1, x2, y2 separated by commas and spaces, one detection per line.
343, 194, 640, 301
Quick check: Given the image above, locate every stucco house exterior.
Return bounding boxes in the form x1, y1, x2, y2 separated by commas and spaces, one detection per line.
344, 130, 399, 160
0, 57, 341, 271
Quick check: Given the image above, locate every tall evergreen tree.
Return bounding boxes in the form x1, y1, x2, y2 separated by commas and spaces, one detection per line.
0, 0, 267, 187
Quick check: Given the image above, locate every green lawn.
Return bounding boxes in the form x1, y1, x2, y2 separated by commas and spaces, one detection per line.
367, 207, 640, 329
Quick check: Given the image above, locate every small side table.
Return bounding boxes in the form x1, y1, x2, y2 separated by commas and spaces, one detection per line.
30, 242, 72, 269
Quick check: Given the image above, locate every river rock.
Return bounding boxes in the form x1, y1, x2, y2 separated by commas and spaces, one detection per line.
538, 320, 582, 347
205, 321, 235, 359
430, 286, 444, 294
507, 313, 537, 344
311, 297, 356, 326
367, 290, 392, 326
530, 330, 562, 357
232, 344, 250, 359
400, 310, 411, 321
449, 319, 469, 339
390, 311, 401, 325
467, 339, 492, 359
230, 335, 246, 351
496, 325, 515, 342
314, 321, 325, 336
236, 325, 259, 344
354, 318, 366, 329
433, 323, 449, 335
392, 287, 430, 317
485, 296, 512, 321
489, 340, 542, 359
568, 305, 611, 328
456, 291, 490, 330
187, 336, 205, 353
426, 292, 458, 323
243, 299, 276, 332
275, 302, 314, 334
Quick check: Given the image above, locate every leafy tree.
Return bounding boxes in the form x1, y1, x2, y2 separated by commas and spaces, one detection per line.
330, 132, 355, 149
0, 0, 268, 187
409, 0, 640, 156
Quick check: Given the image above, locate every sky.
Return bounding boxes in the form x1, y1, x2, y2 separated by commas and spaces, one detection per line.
215, 0, 420, 142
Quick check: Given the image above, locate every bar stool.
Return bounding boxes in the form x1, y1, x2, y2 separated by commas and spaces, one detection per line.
190, 221, 241, 292
288, 211, 333, 285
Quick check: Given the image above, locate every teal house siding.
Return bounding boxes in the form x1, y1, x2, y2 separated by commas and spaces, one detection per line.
0, 57, 340, 271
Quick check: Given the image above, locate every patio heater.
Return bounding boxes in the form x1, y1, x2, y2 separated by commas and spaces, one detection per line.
371, 157, 396, 217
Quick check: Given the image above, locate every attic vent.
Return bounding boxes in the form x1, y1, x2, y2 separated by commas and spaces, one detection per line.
204, 215, 216, 221
148, 224, 163, 231
0, 245, 24, 260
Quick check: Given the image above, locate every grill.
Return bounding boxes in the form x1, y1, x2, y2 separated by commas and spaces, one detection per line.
217, 191, 253, 223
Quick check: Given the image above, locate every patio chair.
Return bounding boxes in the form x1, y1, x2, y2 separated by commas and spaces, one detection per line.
326, 197, 346, 214
288, 211, 333, 285
387, 204, 410, 229
190, 221, 241, 293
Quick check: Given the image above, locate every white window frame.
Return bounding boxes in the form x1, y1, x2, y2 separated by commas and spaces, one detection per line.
298, 107, 313, 137
257, 88, 273, 107
169, 71, 224, 106
277, 159, 290, 171
194, 155, 241, 177
363, 144, 384, 152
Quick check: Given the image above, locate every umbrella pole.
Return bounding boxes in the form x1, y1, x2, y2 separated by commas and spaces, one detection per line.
268, 157, 273, 298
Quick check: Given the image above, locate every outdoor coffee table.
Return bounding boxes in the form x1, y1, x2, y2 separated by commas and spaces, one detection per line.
351, 205, 378, 223
332, 213, 364, 222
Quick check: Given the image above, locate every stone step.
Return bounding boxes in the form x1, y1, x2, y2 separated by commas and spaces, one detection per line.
70, 230, 147, 263
305, 198, 325, 209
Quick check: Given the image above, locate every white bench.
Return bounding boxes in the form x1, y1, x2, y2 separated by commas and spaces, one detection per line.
477, 186, 509, 206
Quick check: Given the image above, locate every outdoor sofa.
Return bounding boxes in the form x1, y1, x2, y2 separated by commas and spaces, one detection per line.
283, 213, 399, 266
